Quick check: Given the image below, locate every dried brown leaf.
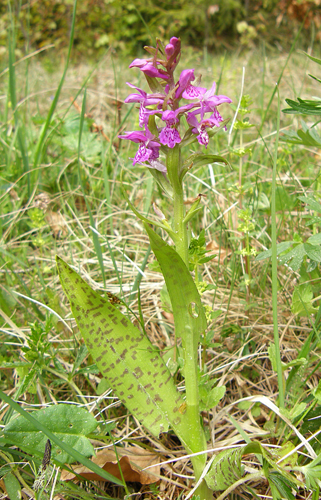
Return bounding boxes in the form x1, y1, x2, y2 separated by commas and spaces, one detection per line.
206, 240, 230, 264
45, 210, 68, 239
60, 445, 160, 485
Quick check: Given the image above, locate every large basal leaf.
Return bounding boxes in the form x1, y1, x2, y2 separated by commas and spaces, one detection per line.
4, 404, 97, 464
56, 257, 187, 440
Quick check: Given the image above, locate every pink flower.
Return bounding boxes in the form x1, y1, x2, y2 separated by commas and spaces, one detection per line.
159, 111, 181, 148
195, 82, 232, 114
118, 128, 162, 167
124, 83, 165, 106
186, 112, 223, 148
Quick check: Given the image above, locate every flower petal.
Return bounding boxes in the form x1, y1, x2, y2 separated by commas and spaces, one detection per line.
159, 126, 181, 148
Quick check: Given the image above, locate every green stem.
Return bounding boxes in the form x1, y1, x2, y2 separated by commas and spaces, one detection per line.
166, 145, 210, 498
167, 145, 213, 500
167, 146, 189, 265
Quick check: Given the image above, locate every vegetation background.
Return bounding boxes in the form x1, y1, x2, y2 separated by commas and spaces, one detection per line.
2, 0, 321, 56
2, 0, 321, 499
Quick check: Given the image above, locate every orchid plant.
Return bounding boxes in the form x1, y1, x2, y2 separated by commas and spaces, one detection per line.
57, 38, 233, 499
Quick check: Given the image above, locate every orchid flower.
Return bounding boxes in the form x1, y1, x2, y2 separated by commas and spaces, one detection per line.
118, 128, 161, 167
186, 111, 222, 147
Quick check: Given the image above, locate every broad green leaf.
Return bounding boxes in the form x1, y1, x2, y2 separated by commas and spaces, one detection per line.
56, 257, 187, 441
0, 390, 123, 485
205, 447, 244, 491
256, 242, 293, 261
291, 283, 317, 316
3, 472, 21, 500
4, 404, 97, 464
308, 233, 321, 245
144, 226, 208, 458
144, 225, 207, 347
304, 242, 321, 262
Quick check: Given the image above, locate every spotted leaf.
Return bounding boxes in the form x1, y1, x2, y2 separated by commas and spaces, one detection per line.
56, 257, 188, 440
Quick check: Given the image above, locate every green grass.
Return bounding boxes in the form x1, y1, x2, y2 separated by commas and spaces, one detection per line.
1, 24, 321, 499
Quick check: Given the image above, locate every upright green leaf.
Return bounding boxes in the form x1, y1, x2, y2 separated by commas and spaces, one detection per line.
56, 257, 190, 444
144, 225, 207, 347
144, 226, 208, 462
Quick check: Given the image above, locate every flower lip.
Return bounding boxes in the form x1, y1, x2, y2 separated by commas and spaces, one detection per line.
182, 85, 207, 100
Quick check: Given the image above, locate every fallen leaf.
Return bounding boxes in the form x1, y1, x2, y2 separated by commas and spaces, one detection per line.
206, 240, 230, 264
60, 445, 160, 484
45, 210, 68, 239
9, 188, 20, 201
161, 311, 174, 324
34, 192, 51, 210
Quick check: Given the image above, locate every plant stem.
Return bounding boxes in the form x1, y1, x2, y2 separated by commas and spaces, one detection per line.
167, 145, 189, 266
166, 145, 211, 498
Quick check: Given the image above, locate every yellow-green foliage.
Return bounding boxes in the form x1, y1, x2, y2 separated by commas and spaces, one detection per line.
1, 0, 319, 57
